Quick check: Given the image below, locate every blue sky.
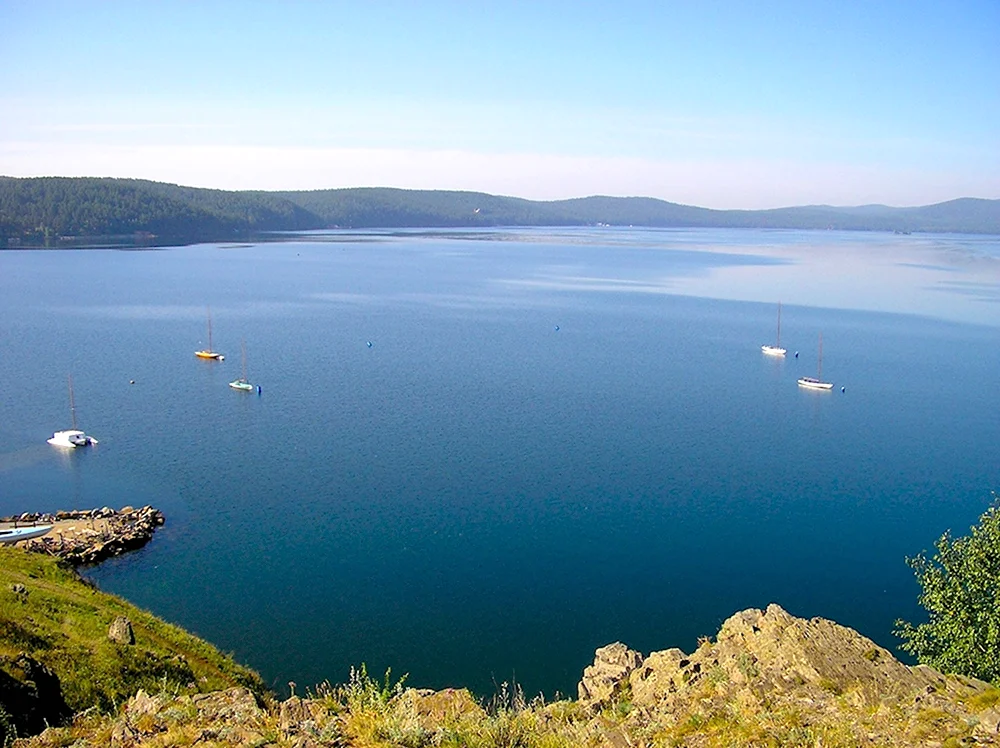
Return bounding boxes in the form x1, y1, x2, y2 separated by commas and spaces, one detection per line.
1, 1, 997, 208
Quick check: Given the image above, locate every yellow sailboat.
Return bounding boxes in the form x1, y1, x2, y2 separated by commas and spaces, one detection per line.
195, 307, 225, 361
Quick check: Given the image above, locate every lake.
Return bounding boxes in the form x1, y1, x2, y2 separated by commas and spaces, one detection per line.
1, 227, 998, 698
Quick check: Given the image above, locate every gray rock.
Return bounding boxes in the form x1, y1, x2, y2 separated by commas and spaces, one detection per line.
108, 616, 135, 645
976, 706, 1000, 736
578, 641, 643, 708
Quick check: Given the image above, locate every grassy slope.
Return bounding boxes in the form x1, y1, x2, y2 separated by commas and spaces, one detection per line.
0, 547, 265, 714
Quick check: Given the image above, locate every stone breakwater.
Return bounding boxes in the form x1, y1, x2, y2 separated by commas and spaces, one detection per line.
3, 506, 165, 565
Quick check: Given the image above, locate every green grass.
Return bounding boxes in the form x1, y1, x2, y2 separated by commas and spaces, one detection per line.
0, 547, 266, 716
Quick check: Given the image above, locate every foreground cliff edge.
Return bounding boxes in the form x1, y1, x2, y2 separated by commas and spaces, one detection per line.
4, 549, 1000, 747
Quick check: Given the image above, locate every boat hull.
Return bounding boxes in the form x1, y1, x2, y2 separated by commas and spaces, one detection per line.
229, 380, 254, 391
761, 345, 787, 356
0, 525, 53, 544
48, 429, 98, 448
797, 377, 833, 390
196, 350, 225, 360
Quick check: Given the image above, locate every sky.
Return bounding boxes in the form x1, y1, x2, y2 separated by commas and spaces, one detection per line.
0, 1, 998, 209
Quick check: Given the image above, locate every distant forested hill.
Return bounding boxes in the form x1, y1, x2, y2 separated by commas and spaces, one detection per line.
1, 176, 997, 247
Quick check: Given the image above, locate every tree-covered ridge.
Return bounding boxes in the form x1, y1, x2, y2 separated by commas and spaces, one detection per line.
1, 176, 998, 247
0, 177, 318, 245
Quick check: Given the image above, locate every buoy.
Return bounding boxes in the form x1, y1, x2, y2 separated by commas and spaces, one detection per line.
794, 352, 799, 358
367, 341, 373, 348
129, 380, 135, 385
257, 385, 262, 396
841, 386, 846, 393
554, 325, 560, 331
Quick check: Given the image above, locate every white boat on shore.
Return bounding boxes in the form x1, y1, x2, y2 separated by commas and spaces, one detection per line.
761, 302, 787, 357
798, 333, 833, 390
0, 525, 52, 544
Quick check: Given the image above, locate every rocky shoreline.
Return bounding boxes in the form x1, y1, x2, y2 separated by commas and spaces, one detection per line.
3, 505, 165, 565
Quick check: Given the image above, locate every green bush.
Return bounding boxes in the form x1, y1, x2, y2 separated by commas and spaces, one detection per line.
896, 498, 1000, 683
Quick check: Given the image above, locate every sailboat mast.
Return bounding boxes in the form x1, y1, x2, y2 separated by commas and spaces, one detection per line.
241, 339, 248, 381
776, 302, 782, 346
68, 374, 77, 430
207, 307, 213, 352
818, 333, 823, 379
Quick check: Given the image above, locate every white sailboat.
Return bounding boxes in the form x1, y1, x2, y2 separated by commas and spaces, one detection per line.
229, 340, 254, 392
48, 374, 99, 447
761, 302, 787, 356
798, 333, 834, 390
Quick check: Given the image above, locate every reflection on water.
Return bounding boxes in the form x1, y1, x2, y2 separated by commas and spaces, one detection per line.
0, 445, 57, 473
470, 228, 1000, 327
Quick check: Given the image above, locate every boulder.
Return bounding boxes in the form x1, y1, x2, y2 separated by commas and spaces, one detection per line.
578, 642, 643, 708
108, 616, 135, 645
191, 687, 265, 724
629, 647, 689, 705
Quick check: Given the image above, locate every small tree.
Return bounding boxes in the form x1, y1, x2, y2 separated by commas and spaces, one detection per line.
895, 498, 1000, 683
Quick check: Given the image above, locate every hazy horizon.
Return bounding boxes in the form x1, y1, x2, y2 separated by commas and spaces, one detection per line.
1, 2, 998, 210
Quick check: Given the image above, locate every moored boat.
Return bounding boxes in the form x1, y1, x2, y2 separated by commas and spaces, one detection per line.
229, 339, 254, 391
195, 307, 225, 360
48, 375, 98, 447
48, 429, 99, 447
761, 302, 787, 356
798, 333, 833, 390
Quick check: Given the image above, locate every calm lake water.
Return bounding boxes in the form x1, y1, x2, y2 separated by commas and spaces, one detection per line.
1, 227, 999, 698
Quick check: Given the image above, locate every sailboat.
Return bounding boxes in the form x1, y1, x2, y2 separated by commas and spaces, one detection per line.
229, 340, 254, 391
48, 374, 99, 447
761, 302, 787, 356
797, 333, 834, 390
195, 307, 225, 361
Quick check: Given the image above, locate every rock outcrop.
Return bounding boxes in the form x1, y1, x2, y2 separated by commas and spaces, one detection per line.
578, 642, 643, 707
0, 654, 72, 739
106, 688, 269, 748
578, 603, 1000, 745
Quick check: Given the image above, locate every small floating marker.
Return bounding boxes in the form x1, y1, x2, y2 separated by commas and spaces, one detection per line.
841, 386, 846, 393
794, 351, 799, 358
554, 325, 560, 331
129, 380, 135, 385
257, 385, 262, 396
367, 341, 373, 348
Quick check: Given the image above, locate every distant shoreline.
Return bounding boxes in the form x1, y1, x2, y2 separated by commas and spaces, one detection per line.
4, 224, 999, 252
2, 177, 999, 248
